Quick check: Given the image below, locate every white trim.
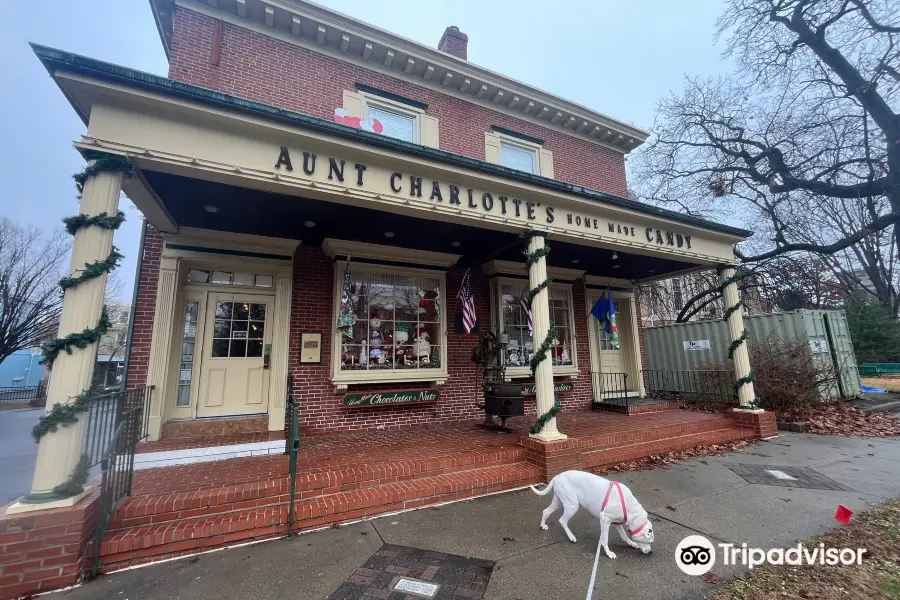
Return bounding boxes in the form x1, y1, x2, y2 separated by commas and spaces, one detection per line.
133, 440, 285, 470
497, 137, 539, 175
322, 238, 460, 267
360, 91, 422, 144
482, 260, 585, 281
162, 227, 300, 258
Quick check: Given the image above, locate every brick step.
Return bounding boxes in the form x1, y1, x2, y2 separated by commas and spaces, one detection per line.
112, 446, 525, 530
582, 425, 755, 470
574, 415, 741, 451
97, 462, 540, 571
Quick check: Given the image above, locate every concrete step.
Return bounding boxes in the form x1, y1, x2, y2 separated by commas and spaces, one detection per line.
111, 446, 526, 530
97, 462, 540, 571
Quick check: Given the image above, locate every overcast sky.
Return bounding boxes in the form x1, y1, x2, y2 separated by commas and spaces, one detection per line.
0, 0, 731, 301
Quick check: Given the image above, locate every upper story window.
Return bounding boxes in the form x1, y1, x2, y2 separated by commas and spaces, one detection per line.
500, 141, 537, 174
367, 104, 417, 143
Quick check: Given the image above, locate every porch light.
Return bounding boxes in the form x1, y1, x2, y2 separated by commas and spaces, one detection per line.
384, 231, 395, 238
611, 251, 618, 260
203, 204, 219, 213
304, 221, 316, 228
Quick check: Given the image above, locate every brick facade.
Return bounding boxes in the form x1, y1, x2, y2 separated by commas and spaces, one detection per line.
166, 7, 628, 197
286, 245, 594, 436
125, 225, 162, 390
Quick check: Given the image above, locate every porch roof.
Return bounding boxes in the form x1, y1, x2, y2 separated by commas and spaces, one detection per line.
31, 43, 752, 240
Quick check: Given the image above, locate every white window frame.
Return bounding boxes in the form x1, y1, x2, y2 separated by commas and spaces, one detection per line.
498, 139, 538, 174
362, 93, 422, 144
489, 276, 579, 379
330, 260, 449, 387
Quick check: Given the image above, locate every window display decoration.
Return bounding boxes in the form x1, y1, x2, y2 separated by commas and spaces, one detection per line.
590, 289, 620, 350
338, 268, 442, 373
523, 231, 562, 435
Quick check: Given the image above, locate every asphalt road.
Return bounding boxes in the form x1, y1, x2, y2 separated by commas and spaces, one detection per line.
0, 407, 40, 504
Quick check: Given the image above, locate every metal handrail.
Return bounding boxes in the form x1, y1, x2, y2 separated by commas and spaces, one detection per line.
592, 372, 630, 412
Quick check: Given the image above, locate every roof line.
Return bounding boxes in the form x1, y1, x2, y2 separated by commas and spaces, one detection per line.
30, 43, 752, 239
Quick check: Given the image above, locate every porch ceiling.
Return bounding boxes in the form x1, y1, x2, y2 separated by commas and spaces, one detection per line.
143, 170, 697, 280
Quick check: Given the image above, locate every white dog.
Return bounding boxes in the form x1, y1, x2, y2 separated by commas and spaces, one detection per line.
531, 470, 655, 559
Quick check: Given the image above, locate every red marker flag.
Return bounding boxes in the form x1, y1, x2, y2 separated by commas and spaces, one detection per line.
834, 505, 853, 524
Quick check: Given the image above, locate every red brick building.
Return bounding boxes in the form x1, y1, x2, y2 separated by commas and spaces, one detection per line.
0, 1, 775, 594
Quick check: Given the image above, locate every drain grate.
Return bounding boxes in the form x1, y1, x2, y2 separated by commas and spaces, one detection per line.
727, 464, 850, 491
327, 544, 494, 600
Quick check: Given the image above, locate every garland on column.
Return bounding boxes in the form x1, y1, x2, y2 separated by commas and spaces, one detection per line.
524, 231, 562, 434
33, 154, 131, 498
716, 266, 761, 409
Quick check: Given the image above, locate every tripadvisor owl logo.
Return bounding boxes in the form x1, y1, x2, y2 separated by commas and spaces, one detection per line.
675, 534, 867, 575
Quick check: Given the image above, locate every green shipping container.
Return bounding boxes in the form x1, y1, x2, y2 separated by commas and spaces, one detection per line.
643, 309, 862, 399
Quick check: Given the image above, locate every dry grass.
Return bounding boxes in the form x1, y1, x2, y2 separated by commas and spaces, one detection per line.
706, 499, 900, 600
861, 376, 900, 393
0, 402, 31, 411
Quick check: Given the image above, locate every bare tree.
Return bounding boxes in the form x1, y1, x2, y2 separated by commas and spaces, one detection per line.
0, 218, 70, 364
634, 0, 900, 317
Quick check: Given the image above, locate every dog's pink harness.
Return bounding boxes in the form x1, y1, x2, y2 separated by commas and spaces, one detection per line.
601, 481, 649, 537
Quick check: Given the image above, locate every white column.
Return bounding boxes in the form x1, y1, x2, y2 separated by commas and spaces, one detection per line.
720, 267, 757, 409
24, 170, 123, 504
527, 233, 566, 441
144, 257, 180, 441
267, 265, 293, 432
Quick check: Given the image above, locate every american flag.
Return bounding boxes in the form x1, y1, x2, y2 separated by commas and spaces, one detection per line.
457, 270, 477, 333
521, 294, 533, 336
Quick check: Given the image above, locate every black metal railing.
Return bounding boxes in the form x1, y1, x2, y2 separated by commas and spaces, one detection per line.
0, 383, 46, 405
644, 369, 736, 410
592, 372, 630, 413
286, 401, 300, 536
90, 385, 154, 577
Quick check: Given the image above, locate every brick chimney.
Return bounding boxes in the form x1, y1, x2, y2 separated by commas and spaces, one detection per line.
438, 26, 468, 60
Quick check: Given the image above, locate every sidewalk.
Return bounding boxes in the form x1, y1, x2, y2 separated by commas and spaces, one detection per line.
54, 432, 900, 600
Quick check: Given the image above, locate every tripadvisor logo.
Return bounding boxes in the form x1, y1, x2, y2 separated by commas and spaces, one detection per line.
675, 535, 867, 575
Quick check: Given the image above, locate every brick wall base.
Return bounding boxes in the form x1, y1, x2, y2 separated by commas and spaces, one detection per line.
730, 409, 778, 440
0, 493, 99, 600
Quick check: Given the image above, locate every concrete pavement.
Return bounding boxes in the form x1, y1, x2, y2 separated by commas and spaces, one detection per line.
0, 407, 39, 505
50, 432, 900, 600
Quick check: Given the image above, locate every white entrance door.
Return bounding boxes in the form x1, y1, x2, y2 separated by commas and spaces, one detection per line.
197, 293, 273, 417
589, 297, 640, 398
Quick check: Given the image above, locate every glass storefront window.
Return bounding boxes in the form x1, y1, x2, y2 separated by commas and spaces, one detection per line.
176, 301, 199, 406
337, 267, 443, 373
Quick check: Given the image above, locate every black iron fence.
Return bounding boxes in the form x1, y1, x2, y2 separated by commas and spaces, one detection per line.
286, 401, 300, 536
90, 385, 154, 576
0, 383, 46, 405
592, 372, 630, 412
644, 369, 736, 410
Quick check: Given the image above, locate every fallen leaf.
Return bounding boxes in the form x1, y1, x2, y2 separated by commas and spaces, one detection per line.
700, 572, 727, 584
615, 571, 629, 578
666, 505, 677, 511
502, 537, 516, 543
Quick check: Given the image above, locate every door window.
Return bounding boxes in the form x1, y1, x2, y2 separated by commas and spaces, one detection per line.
211, 301, 267, 358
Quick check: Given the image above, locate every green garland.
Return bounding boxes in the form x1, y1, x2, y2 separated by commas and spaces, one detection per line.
52, 454, 90, 497
523, 230, 563, 435
32, 386, 104, 442
722, 300, 743, 322
59, 247, 123, 290
73, 155, 132, 199
63, 210, 126, 236
41, 308, 111, 368
727, 328, 750, 360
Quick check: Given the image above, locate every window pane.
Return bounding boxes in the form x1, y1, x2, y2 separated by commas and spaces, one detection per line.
212, 339, 229, 357
211, 271, 233, 285
188, 269, 210, 284
368, 106, 415, 142
213, 320, 231, 338
247, 340, 263, 358
233, 272, 254, 286
500, 143, 536, 174
248, 322, 264, 339
255, 274, 274, 288
250, 304, 266, 320
230, 339, 247, 357
215, 302, 233, 319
